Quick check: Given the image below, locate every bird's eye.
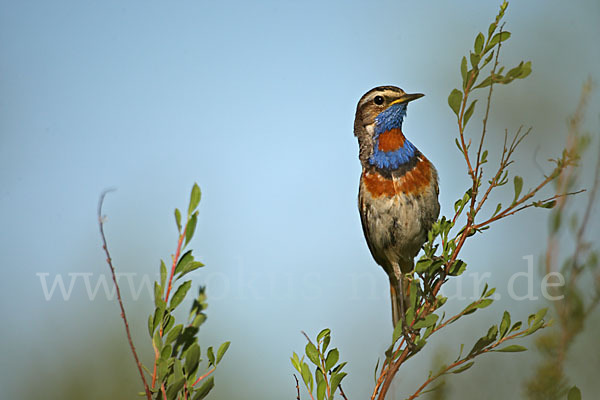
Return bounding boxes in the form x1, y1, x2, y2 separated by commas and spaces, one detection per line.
374, 96, 384, 105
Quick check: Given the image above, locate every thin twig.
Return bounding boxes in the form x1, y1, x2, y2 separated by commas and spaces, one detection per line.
339, 383, 349, 400
571, 139, 600, 272
193, 367, 216, 386
376, 347, 411, 400
165, 225, 187, 303
97, 190, 152, 400
474, 23, 504, 196
161, 383, 167, 400
294, 375, 301, 400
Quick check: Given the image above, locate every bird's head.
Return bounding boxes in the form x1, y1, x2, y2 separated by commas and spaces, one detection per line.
354, 86, 424, 169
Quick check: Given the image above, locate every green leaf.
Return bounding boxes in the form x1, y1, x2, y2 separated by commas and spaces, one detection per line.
448, 89, 463, 117
175, 250, 194, 276
170, 280, 192, 310
455, 138, 464, 154
316, 378, 326, 400
488, 22, 497, 38
153, 329, 162, 352
330, 372, 347, 395
474, 75, 493, 89
567, 386, 582, 400
534, 200, 557, 209
301, 362, 313, 393
174, 208, 182, 232
166, 377, 186, 399
413, 313, 439, 329
482, 51, 495, 68
154, 282, 163, 307
512, 176, 523, 204
492, 203, 502, 217
486, 31, 511, 52
325, 348, 339, 371
409, 280, 418, 309
188, 183, 201, 216
518, 61, 532, 79
322, 335, 331, 353
405, 307, 415, 327
207, 346, 215, 366
474, 32, 484, 54
470, 52, 481, 69
162, 313, 174, 334
415, 258, 433, 274
509, 321, 522, 334
464, 100, 477, 126
495, 345, 527, 352
148, 315, 154, 337
499, 311, 511, 338
532, 308, 548, 325
152, 306, 164, 337
185, 343, 200, 374
160, 260, 167, 290
460, 57, 468, 88
305, 342, 320, 366
160, 344, 173, 360
317, 328, 330, 343
193, 376, 214, 400
449, 259, 467, 276
486, 325, 498, 341
373, 359, 380, 384
217, 341, 230, 364
451, 361, 474, 374
156, 357, 168, 383
290, 352, 301, 373
481, 149, 488, 163
185, 212, 198, 246
178, 261, 205, 280
392, 319, 403, 344
472, 299, 494, 309
165, 324, 183, 345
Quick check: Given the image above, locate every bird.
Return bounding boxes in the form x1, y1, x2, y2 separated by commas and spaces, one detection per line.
354, 85, 440, 332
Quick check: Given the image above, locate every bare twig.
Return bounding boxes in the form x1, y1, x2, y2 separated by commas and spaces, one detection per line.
339, 383, 349, 400
97, 190, 152, 400
294, 375, 301, 400
193, 367, 216, 386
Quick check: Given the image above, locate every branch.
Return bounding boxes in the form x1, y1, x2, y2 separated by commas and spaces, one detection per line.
193, 367, 216, 386
97, 190, 152, 400
165, 225, 187, 304
294, 375, 301, 400
407, 325, 547, 399
339, 384, 349, 400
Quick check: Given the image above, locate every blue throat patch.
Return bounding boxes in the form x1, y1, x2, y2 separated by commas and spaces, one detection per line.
368, 102, 417, 169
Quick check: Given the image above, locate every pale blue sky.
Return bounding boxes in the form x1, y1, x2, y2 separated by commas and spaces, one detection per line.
1, 1, 599, 399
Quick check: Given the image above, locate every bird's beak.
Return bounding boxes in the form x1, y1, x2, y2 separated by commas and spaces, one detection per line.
390, 92, 425, 105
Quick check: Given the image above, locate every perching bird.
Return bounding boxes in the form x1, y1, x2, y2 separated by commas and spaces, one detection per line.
354, 86, 440, 330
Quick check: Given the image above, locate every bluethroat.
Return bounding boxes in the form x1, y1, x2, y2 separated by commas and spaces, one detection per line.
354, 86, 440, 333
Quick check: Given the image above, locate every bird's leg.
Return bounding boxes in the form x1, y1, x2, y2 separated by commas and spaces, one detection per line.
393, 264, 416, 350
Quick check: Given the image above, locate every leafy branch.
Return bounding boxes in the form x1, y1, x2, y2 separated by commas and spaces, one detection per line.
408, 308, 551, 399
291, 329, 348, 400
98, 184, 230, 400
369, 2, 578, 398
292, 2, 585, 399
98, 189, 152, 400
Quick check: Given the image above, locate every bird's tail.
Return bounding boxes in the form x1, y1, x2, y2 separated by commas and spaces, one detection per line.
390, 275, 411, 329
